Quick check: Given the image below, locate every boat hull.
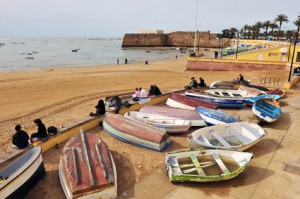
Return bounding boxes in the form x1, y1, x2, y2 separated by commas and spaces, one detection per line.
103, 114, 171, 151
139, 105, 206, 127
124, 111, 191, 134
0, 146, 46, 199
244, 94, 281, 106
185, 91, 244, 108
187, 122, 268, 151
252, 99, 282, 123
166, 149, 253, 183
59, 132, 117, 199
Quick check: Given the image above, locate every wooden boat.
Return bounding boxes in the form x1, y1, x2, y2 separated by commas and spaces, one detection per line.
209, 80, 235, 89
238, 85, 264, 97
244, 94, 281, 106
103, 113, 171, 151
252, 98, 282, 123
166, 93, 217, 110
205, 89, 255, 98
165, 148, 253, 183
0, 146, 46, 198
195, 107, 239, 125
124, 111, 191, 134
266, 89, 285, 97
187, 122, 267, 150
185, 91, 244, 108
59, 132, 117, 199
139, 105, 206, 127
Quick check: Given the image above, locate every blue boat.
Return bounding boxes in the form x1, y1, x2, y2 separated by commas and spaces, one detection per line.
185, 91, 244, 108
244, 94, 281, 106
252, 98, 282, 123
195, 107, 240, 125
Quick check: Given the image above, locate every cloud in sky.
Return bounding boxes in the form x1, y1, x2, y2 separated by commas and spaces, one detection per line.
0, 0, 299, 37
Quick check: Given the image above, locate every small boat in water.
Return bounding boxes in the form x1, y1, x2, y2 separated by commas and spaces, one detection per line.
0, 146, 46, 199
166, 93, 217, 110
187, 122, 267, 150
252, 98, 282, 123
59, 132, 117, 199
139, 105, 206, 127
185, 91, 244, 108
103, 113, 171, 151
165, 148, 253, 183
244, 94, 281, 106
124, 111, 191, 134
205, 89, 255, 98
195, 107, 239, 125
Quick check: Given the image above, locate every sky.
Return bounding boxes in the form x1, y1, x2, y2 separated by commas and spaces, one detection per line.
0, 0, 299, 37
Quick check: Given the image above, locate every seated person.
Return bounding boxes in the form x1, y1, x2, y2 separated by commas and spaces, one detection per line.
110, 96, 122, 114
154, 84, 162, 96
90, 99, 106, 116
140, 87, 148, 98
190, 77, 198, 88
238, 74, 244, 83
132, 87, 141, 101
199, 77, 206, 87
148, 85, 156, 96
12, 124, 30, 149
31, 118, 48, 143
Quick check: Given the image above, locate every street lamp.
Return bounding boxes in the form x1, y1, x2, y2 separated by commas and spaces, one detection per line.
288, 27, 299, 82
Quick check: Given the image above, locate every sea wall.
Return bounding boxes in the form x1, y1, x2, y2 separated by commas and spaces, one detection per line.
122, 31, 229, 48
187, 59, 288, 71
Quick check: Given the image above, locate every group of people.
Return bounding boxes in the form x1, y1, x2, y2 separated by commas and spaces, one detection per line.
90, 95, 122, 116
12, 118, 47, 149
132, 85, 161, 102
117, 58, 128, 65
185, 77, 206, 89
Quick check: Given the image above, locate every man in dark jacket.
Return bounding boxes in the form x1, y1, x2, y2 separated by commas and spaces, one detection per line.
12, 125, 29, 149
31, 118, 48, 142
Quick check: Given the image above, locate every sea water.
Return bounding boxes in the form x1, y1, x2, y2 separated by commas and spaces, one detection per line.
0, 37, 180, 72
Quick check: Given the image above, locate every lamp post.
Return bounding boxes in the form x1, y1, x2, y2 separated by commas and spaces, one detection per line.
235, 32, 239, 60
288, 27, 299, 82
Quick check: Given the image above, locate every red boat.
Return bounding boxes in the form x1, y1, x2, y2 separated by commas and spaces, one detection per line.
166, 93, 217, 110
59, 132, 117, 199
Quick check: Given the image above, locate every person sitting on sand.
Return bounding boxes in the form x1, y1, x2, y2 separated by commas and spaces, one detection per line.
12, 124, 30, 149
90, 99, 106, 116
238, 74, 244, 83
148, 85, 156, 96
190, 77, 198, 88
31, 118, 48, 143
140, 87, 148, 98
199, 77, 206, 87
132, 87, 141, 102
110, 96, 122, 114
154, 84, 162, 96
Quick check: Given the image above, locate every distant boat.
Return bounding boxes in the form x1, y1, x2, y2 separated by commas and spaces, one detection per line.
26, 57, 34, 59
165, 148, 253, 183
103, 113, 171, 151
185, 91, 244, 108
244, 94, 281, 106
238, 85, 264, 97
187, 122, 267, 150
209, 80, 235, 89
166, 93, 217, 110
195, 107, 239, 125
266, 89, 285, 97
252, 98, 282, 123
205, 89, 255, 98
0, 146, 46, 198
139, 105, 207, 127
59, 132, 117, 199
71, 49, 79, 52
124, 111, 191, 134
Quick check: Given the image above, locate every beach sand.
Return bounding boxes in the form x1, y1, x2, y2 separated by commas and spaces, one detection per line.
0, 55, 290, 198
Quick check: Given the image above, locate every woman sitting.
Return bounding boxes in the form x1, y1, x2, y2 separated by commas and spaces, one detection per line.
90, 99, 106, 116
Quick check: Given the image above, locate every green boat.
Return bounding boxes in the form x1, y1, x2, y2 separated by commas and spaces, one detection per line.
165, 149, 253, 183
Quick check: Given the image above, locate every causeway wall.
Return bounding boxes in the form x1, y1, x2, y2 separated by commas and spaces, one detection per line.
122, 31, 230, 48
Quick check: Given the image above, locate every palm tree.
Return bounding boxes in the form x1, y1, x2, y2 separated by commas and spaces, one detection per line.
229, 27, 238, 38
274, 14, 289, 39
294, 17, 300, 28
263, 20, 272, 39
242, 25, 250, 39
253, 22, 262, 39
269, 23, 279, 37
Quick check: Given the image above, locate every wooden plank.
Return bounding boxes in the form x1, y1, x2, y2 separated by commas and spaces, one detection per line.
190, 154, 206, 176
211, 153, 230, 175
210, 130, 231, 147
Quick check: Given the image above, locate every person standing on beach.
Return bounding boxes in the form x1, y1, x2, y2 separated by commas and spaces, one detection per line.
176, 55, 178, 60
12, 124, 30, 149
31, 118, 47, 142
117, 59, 119, 65
125, 58, 128, 64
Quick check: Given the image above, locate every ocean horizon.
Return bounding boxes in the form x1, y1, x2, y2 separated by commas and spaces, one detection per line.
0, 37, 180, 72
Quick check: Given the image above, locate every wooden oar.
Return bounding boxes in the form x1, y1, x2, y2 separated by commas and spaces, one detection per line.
183, 162, 215, 174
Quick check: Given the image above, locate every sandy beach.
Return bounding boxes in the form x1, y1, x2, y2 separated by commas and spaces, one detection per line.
0, 55, 291, 198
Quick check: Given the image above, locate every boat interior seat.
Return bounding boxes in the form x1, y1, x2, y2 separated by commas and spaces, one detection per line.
190, 154, 206, 176
211, 153, 230, 175
197, 135, 213, 146
226, 126, 251, 144
209, 130, 231, 147
168, 156, 182, 174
